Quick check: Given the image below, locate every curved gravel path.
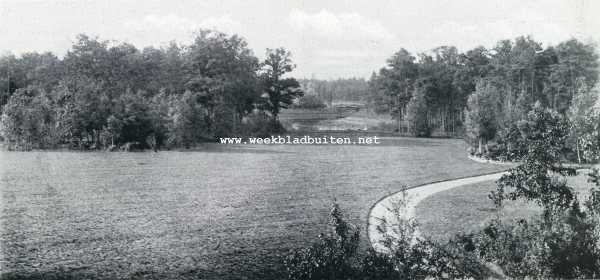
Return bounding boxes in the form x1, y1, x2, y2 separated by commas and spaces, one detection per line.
367, 171, 508, 252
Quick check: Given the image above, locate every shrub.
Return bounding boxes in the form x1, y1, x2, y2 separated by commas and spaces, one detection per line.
240, 111, 286, 138
285, 197, 487, 280
292, 95, 327, 109
374, 192, 487, 279
284, 203, 360, 280
475, 200, 600, 279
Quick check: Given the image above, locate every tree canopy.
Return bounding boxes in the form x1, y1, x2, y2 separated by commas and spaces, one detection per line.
0, 31, 302, 150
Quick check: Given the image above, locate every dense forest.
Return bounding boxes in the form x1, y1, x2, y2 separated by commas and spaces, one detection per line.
0, 31, 303, 150
369, 36, 599, 162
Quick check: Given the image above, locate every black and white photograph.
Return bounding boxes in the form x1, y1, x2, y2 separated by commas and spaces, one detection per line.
1, 0, 600, 279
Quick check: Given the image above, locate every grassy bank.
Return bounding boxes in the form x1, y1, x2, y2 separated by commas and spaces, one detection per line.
415, 169, 597, 242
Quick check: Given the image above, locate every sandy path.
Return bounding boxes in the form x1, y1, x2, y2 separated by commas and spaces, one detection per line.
367, 171, 508, 252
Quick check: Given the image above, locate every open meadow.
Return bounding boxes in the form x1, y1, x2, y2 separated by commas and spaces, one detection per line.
0, 138, 507, 279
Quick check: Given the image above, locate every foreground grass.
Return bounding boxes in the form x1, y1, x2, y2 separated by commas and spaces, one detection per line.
0, 138, 506, 279
415, 169, 597, 242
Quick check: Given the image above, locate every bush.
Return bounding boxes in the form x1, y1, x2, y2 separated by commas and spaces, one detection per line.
240, 111, 286, 138
292, 95, 327, 109
475, 201, 600, 279
285, 198, 486, 280
284, 203, 360, 280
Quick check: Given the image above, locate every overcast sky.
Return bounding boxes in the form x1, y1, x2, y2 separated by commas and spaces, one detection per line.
0, 0, 598, 79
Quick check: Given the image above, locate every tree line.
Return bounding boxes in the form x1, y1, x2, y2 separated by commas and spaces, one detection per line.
368, 36, 599, 144
0, 31, 303, 150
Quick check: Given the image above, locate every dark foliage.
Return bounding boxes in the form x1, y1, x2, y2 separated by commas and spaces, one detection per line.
369, 36, 598, 142
0, 31, 302, 150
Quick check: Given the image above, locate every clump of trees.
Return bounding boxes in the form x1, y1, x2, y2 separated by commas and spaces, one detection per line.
370, 36, 599, 145
284, 104, 600, 279
0, 31, 303, 150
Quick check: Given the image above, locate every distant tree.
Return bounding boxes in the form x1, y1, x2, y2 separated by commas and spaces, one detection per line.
383, 49, 418, 124
453, 46, 491, 96
576, 108, 600, 163
260, 48, 303, 120
52, 76, 110, 147
184, 30, 261, 136
166, 91, 209, 148
0, 86, 55, 149
367, 72, 391, 114
102, 90, 158, 148
568, 79, 599, 163
406, 85, 430, 137
547, 39, 599, 113
464, 80, 499, 154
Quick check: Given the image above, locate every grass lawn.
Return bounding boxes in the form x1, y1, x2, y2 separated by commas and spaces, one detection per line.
0, 138, 507, 279
415, 169, 598, 242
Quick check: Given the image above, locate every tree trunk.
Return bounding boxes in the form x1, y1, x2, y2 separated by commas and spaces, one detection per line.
232, 109, 237, 134
576, 137, 582, 164
478, 138, 483, 154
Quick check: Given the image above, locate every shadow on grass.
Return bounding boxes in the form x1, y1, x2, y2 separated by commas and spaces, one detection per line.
180, 143, 293, 154
0, 269, 220, 280
0, 258, 288, 280
1, 271, 95, 280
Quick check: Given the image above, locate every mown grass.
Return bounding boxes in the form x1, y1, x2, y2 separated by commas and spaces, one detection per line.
415, 169, 597, 242
0, 138, 507, 279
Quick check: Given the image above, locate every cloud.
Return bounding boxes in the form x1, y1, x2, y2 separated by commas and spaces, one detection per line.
285, 9, 398, 78
426, 4, 576, 51
288, 9, 394, 42
124, 14, 243, 36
